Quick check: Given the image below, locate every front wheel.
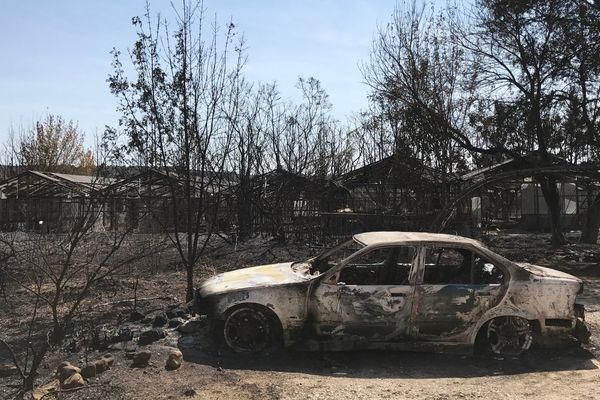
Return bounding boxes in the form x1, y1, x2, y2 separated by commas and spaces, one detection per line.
484, 316, 533, 357
223, 307, 272, 353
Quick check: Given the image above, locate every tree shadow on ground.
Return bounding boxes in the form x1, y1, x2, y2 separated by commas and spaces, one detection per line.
177, 334, 598, 379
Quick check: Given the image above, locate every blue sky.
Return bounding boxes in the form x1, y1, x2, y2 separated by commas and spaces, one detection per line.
0, 0, 404, 145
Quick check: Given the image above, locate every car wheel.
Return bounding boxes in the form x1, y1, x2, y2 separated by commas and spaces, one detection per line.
223, 306, 272, 353
485, 316, 533, 357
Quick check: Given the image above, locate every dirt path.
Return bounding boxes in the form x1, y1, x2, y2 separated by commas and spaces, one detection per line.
185, 314, 600, 400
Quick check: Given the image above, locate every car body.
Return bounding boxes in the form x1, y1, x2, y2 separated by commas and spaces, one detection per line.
193, 232, 590, 354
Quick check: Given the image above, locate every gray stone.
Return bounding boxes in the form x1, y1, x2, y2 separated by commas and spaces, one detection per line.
138, 328, 166, 345
168, 317, 185, 328
61, 373, 85, 389
102, 353, 115, 367
175, 308, 189, 318
81, 364, 96, 379
165, 349, 183, 370
165, 308, 178, 319
131, 349, 152, 368
129, 311, 145, 322
93, 358, 108, 373
56, 362, 80, 382
152, 313, 169, 327
167, 307, 189, 319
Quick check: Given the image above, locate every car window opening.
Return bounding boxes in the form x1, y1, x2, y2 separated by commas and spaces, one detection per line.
309, 239, 364, 274
423, 246, 504, 285
338, 246, 414, 285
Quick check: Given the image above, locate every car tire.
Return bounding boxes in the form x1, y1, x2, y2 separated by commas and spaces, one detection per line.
479, 316, 533, 357
222, 306, 277, 353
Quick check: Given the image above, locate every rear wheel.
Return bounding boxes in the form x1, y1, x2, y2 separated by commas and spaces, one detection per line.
223, 306, 273, 353
484, 316, 533, 357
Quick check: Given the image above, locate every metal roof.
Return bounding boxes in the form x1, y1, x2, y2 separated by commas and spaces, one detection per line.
0, 170, 115, 198
353, 231, 481, 247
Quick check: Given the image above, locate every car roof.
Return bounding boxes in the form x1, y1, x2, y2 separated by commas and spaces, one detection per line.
353, 231, 483, 247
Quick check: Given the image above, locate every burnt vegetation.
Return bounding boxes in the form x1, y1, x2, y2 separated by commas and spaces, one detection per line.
0, 0, 599, 398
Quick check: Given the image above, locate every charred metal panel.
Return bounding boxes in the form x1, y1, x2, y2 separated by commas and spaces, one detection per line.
199, 262, 308, 297
308, 280, 342, 337
308, 283, 413, 341
337, 284, 412, 340
413, 283, 505, 339
210, 282, 310, 322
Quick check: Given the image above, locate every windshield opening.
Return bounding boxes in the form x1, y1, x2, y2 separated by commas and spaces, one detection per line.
309, 239, 364, 274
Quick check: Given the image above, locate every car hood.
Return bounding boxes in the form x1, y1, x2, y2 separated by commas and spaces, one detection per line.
516, 262, 581, 282
198, 262, 309, 296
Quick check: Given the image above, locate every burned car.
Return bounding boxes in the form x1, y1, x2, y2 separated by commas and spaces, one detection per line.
193, 232, 590, 355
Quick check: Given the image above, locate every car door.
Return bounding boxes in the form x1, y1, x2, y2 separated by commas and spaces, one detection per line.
310, 245, 420, 341
413, 244, 507, 339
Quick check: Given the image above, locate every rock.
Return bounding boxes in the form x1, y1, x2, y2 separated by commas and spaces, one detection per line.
138, 328, 166, 345
129, 311, 145, 322
91, 354, 114, 373
81, 363, 96, 379
177, 318, 206, 334
61, 373, 85, 389
169, 308, 188, 319
183, 388, 197, 397
56, 362, 80, 382
166, 308, 177, 319
168, 317, 185, 328
102, 353, 115, 367
56, 361, 71, 372
152, 313, 169, 327
124, 350, 136, 360
165, 349, 183, 370
131, 349, 152, 368
93, 358, 108, 373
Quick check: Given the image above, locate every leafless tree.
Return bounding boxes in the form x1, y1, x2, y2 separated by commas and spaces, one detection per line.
361, 1, 474, 176
108, 0, 241, 300
224, 76, 275, 239
262, 77, 351, 179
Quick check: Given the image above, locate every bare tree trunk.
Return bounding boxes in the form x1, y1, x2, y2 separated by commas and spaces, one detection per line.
22, 344, 48, 391
237, 181, 253, 240
538, 176, 566, 247
186, 259, 195, 303
581, 192, 600, 244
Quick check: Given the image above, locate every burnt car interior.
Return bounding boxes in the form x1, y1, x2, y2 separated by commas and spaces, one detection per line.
331, 244, 505, 286
423, 246, 504, 285
310, 240, 363, 274
338, 246, 413, 285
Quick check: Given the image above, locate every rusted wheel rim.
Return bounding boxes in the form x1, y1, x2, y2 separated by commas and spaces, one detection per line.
487, 317, 532, 356
223, 308, 270, 353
